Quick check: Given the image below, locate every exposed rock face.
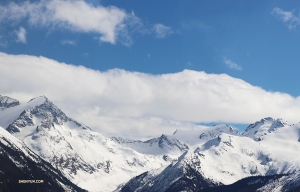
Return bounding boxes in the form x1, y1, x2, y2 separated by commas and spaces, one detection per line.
0, 95, 20, 110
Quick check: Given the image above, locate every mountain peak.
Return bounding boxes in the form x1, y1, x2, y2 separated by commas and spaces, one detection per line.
6, 95, 90, 133
0, 95, 20, 109
6, 96, 67, 133
244, 117, 273, 132
269, 118, 289, 131
243, 117, 289, 140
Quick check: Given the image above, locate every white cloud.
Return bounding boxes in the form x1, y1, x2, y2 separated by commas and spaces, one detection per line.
15, 27, 26, 43
223, 57, 242, 70
153, 23, 174, 38
0, 0, 138, 45
272, 7, 300, 29
61, 39, 76, 46
1, 52, 300, 138
0, 1, 174, 45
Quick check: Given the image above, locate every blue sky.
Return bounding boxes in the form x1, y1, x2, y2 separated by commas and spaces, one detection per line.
1, 0, 300, 137
1, 0, 300, 96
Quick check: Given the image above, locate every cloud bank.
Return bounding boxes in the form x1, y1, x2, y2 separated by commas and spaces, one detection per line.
1, 52, 300, 138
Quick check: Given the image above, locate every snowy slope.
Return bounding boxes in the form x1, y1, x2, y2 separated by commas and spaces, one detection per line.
119, 151, 221, 192
2, 95, 300, 192
120, 119, 300, 192
0, 126, 85, 192
0, 96, 185, 191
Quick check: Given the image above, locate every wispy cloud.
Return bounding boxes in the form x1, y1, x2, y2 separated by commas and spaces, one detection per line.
61, 39, 76, 46
272, 7, 300, 29
223, 57, 242, 70
1, 52, 300, 138
15, 26, 26, 43
153, 23, 174, 38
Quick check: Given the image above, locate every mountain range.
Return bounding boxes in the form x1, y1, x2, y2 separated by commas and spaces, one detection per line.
1, 95, 300, 192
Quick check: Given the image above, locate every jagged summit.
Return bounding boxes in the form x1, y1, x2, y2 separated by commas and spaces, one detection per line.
120, 150, 220, 192
26, 95, 67, 123
6, 95, 90, 133
244, 117, 272, 132
198, 124, 240, 139
243, 117, 289, 141
145, 134, 190, 154
0, 95, 20, 109
244, 117, 289, 132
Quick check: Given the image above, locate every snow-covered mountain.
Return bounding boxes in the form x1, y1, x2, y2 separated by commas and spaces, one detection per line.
119, 151, 221, 192
242, 117, 290, 141
119, 118, 300, 192
1, 95, 300, 192
0, 125, 85, 191
0, 96, 186, 191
